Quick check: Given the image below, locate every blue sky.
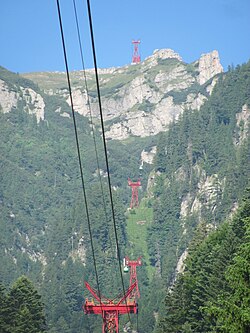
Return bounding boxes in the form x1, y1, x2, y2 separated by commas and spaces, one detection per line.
0, 0, 249, 73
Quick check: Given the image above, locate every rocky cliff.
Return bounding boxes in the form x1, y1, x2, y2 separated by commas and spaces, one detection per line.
22, 49, 223, 139
0, 78, 44, 123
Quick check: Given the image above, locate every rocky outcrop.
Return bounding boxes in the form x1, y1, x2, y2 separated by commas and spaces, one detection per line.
21, 49, 224, 139
197, 50, 223, 85
105, 96, 183, 140
144, 48, 183, 67
66, 89, 90, 117
74, 50, 223, 139
176, 249, 188, 274
70, 236, 86, 265
0, 79, 18, 112
180, 168, 225, 221
0, 79, 45, 123
235, 104, 250, 145
21, 87, 45, 123
140, 146, 157, 165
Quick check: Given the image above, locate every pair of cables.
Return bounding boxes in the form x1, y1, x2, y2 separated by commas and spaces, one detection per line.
56, 0, 136, 328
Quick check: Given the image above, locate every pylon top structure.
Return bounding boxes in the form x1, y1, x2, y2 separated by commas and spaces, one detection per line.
128, 178, 141, 209
83, 282, 138, 333
132, 40, 141, 64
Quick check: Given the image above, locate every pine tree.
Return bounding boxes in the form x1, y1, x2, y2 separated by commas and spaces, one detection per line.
7, 276, 46, 333
154, 132, 167, 172
205, 216, 250, 333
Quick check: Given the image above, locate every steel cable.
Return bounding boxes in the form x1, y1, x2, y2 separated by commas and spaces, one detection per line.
56, 0, 103, 308
72, 0, 118, 272
85, 0, 133, 325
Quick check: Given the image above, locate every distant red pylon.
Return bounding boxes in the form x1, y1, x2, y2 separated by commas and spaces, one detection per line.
124, 257, 142, 299
132, 40, 141, 64
128, 178, 141, 209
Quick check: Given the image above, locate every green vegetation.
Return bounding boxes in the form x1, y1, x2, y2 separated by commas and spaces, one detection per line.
156, 190, 250, 333
0, 67, 157, 332
21, 71, 68, 90
0, 59, 250, 333
0, 276, 46, 333
138, 99, 155, 112
0, 66, 40, 92
146, 60, 250, 325
185, 62, 199, 76
126, 199, 154, 278
156, 57, 182, 70
164, 80, 211, 104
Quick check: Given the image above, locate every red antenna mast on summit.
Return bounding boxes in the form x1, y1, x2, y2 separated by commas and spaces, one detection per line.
132, 40, 141, 64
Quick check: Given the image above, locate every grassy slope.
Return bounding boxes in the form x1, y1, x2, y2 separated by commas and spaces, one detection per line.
125, 198, 154, 279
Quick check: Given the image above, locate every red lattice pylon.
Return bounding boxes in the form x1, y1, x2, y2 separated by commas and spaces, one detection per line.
128, 178, 141, 209
83, 282, 138, 333
132, 40, 141, 64
124, 257, 142, 299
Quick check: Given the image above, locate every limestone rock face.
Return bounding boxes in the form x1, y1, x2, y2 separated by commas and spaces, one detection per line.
21, 49, 224, 139
66, 89, 89, 116
179, 167, 225, 222
235, 104, 250, 145
144, 48, 182, 67
0, 79, 18, 112
21, 87, 45, 123
105, 96, 182, 140
176, 249, 188, 274
140, 146, 157, 165
0, 79, 45, 123
185, 93, 207, 110
197, 50, 223, 84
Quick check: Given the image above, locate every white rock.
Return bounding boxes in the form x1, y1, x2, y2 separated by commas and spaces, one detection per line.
21, 87, 45, 123
0, 79, 18, 112
0, 80, 45, 123
176, 249, 188, 274
146, 48, 182, 62
141, 146, 157, 165
235, 104, 250, 145
198, 50, 223, 85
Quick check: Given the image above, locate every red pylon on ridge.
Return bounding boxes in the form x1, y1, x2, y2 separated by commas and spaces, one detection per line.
132, 40, 141, 64
128, 178, 141, 209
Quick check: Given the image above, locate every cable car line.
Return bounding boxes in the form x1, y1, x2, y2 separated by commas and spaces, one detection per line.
85, 0, 133, 324
57, 0, 139, 330
55, 0, 103, 308
72, 0, 117, 266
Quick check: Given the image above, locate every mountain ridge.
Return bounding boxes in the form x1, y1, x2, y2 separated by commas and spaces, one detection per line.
21, 49, 223, 139
0, 54, 249, 333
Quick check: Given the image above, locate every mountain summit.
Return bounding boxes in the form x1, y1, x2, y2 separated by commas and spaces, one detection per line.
21, 49, 223, 139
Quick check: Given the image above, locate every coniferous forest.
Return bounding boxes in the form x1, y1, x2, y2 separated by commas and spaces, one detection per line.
0, 60, 249, 333
156, 191, 250, 333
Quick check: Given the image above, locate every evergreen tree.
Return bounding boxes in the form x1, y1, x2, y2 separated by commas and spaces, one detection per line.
205, 216, 250, 332
7, 276, 46, 333
157, 192, 250, 333
154, 132, 167, 172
